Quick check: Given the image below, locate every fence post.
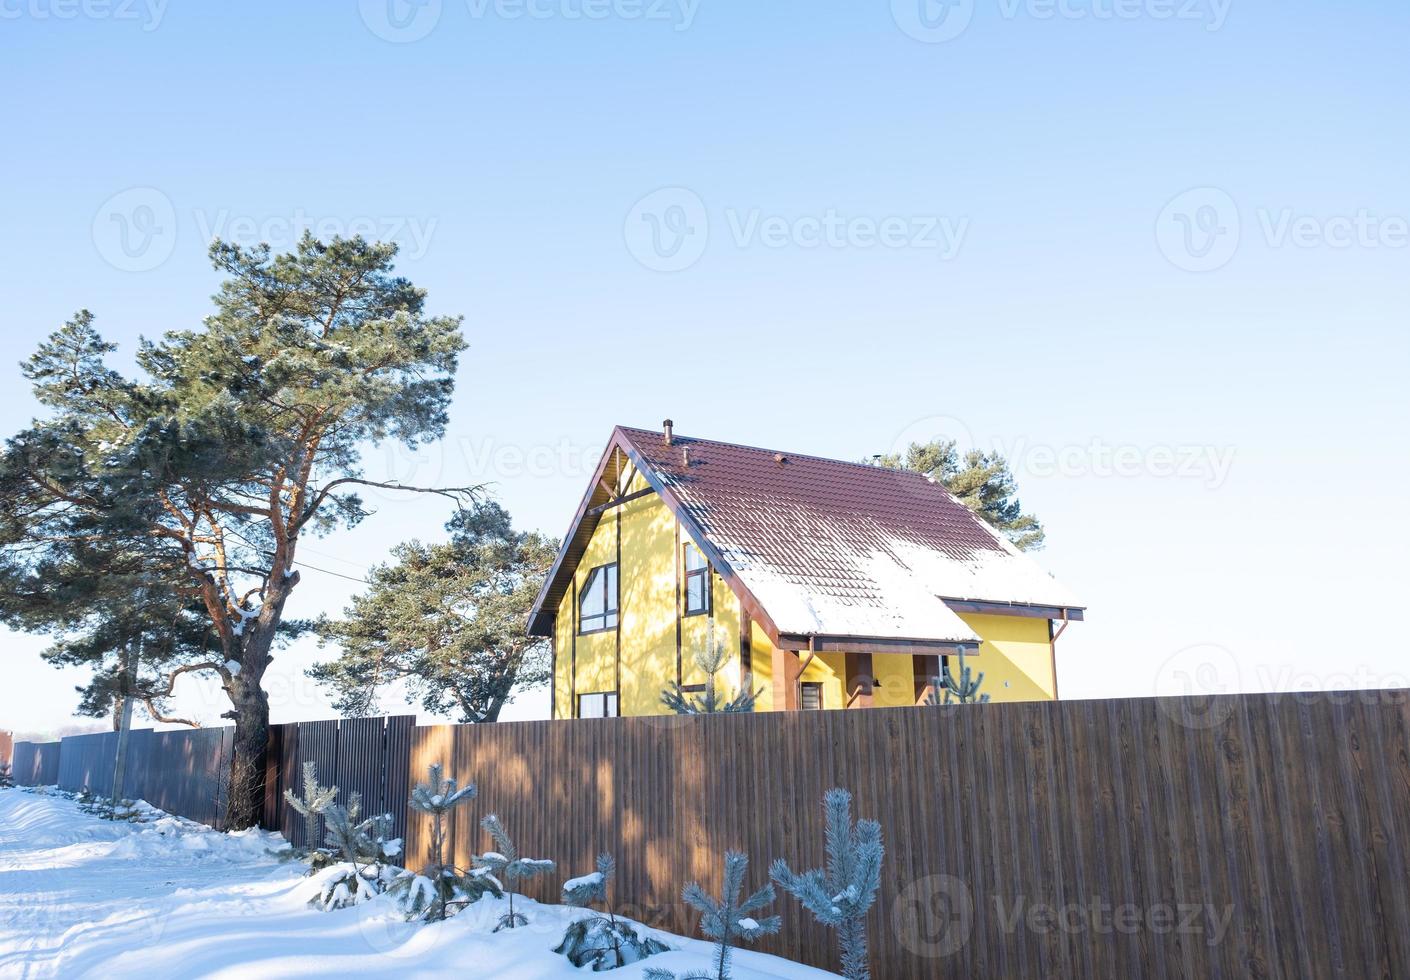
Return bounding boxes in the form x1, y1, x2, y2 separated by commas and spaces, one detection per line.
109, 639, 141, 815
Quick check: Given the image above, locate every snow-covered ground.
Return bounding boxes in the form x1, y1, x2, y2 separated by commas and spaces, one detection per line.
0, 787, 837, 979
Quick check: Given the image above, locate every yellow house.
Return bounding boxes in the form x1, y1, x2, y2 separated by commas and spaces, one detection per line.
527, 422, 1085, 718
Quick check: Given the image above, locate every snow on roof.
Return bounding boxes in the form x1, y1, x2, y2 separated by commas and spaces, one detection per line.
618, 426, 1082, 643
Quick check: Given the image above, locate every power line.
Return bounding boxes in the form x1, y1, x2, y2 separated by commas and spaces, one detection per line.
290, 560, 371, 585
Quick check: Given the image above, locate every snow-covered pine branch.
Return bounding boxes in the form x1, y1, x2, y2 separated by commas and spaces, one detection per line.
554, 852, 669, 970
476, 813, 555, 931
769, 788, 884, 980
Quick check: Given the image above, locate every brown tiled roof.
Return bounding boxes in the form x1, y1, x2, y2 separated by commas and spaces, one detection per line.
616, 427, 1080, 642
527, 424, 1081, 642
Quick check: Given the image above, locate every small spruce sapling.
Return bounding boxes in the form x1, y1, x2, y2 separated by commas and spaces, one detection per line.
646, 850, 781, 980
0, 761, 11, 788
554, 852, 669, 970
769, 788, 884, 980
476, 813, 555, 931
310, 790, 402, 910
390, 762, 499, 921
923, 649, 990, 705
661, 620, 761, 715
283, 760, 338, 855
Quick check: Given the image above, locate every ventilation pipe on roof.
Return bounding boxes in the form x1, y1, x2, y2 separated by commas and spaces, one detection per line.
663, 419, 674, 445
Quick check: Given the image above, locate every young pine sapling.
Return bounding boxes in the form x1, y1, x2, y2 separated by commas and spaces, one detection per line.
554, 852, 669, 970
661, 619, 761, 715
283, 760, 337, 856
770, 788, 884, 980
309, 790, 402, 911
390, 762, 500, 921
476, 813, 555, 931
923, 648, 990, 705
646, 850, 781, 980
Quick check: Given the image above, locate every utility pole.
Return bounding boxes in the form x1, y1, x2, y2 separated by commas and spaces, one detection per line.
109, 634, 140, 817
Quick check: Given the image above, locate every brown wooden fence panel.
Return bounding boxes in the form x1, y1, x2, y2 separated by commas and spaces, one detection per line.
0, 730, 13, 767
404, 692, 1410, 980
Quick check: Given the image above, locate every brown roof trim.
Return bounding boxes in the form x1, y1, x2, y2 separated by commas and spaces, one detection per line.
527, 427, 784, 643
775, 634, 981, 656
943, 599, 1086, 621
527, 430, 629, 637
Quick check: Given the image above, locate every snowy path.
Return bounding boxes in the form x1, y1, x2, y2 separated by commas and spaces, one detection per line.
0, 789, 838, 979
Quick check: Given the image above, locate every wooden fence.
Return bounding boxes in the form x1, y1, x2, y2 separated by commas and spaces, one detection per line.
406, 693, 1410, 979
0, 730, 12, 767
8, 692, 1410, 978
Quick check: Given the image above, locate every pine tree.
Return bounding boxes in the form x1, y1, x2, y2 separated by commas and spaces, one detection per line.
661, 620, 760, 715
923, 649, 990, 705
873, 438, 1044, 551
554, 852, 669, 970
770, 788, 885, 980
309, 790, 401, 911
282, 760, 337, 852
0, 237, 472, 829
476, 813, 555, 931
311, 502, 557, 723
647, 851, 781, 980
391, 762, 500, 921
0, 761, 12, 788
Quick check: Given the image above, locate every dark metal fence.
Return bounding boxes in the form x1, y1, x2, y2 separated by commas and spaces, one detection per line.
10, 739, 60, 786
260, 716, 414, 849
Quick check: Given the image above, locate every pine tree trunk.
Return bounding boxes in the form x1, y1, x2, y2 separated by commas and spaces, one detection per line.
225, 676, 270, 830
222, 575, 294, 831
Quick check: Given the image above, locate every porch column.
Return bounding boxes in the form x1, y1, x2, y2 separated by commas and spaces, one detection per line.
771, 646, 800, 710
913, 654, 941, 705
844, 652, 875, 708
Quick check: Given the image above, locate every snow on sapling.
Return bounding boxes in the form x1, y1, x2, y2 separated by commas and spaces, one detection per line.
661, 619, 761, 715
0, 761, 11, 788
283, 760, 337, 859
646, 850, 781, 980
554, 852, 669, 970
769, 788, 884, 980
390, 762, 500, 921
309, 790, 402, 911
476, 813, 555, 931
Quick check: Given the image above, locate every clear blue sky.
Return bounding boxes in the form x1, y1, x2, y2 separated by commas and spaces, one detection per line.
2, 0, 1407, 736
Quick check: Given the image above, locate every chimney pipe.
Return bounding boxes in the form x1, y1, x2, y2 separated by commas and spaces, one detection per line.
663, 419, 674, 445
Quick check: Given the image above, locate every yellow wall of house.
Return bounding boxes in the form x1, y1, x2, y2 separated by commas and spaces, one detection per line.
551, 477, 1058, 716
553, 473, 752, 718
955, 612, 1056, 701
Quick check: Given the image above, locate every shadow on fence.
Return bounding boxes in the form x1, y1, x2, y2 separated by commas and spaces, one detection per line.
7, 692, 1410, 979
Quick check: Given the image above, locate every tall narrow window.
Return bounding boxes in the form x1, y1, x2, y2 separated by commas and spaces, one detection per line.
683, 541, 711, 616
579, 562, 618, 634
800, 682, 824, 710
